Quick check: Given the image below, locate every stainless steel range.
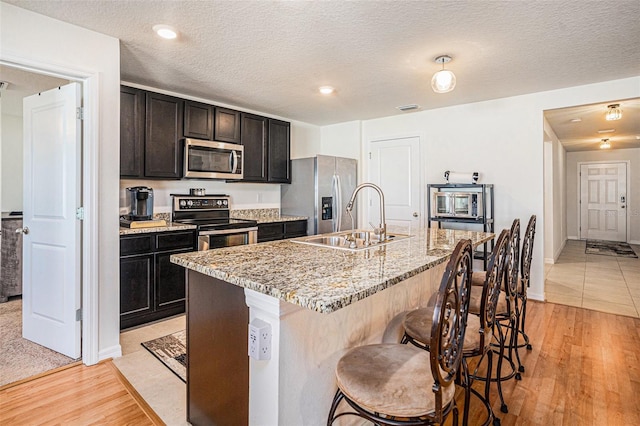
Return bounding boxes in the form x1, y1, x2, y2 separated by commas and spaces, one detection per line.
171, 194, 257, 251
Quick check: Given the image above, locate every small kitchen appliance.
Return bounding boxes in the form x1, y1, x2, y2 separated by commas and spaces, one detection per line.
183, 138, 244, 179
431, 191, 483, 218
125, 186, 154, 220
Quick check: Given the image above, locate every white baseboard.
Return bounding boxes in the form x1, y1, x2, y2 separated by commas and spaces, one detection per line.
567, 235, 579, 240
544, 258, 555, 264
528, 292, 544, 302
98, 344, 122, 362
553, 239, 567, 262
630, 240, 640, 245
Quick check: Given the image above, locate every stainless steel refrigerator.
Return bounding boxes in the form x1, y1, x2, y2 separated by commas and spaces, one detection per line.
281, 155, 357, 236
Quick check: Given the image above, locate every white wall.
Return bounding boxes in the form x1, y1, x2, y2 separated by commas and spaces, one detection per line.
359, 77, 640, 302
291, 121, 321, 159
1, 3, 121, 361
1, 112, 22, 211
566, 148, 640, 244
542, 119, 567, 262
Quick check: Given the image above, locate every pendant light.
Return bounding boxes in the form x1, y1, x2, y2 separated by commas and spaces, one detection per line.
605, 104, 622, 121
599, 138, 611, 149
431, 55, 456, 93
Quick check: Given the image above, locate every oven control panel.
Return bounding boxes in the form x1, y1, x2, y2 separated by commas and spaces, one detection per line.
173, 196, 230, 211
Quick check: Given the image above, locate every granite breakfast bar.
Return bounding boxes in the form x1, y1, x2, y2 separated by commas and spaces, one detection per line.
171, 227, 494, 425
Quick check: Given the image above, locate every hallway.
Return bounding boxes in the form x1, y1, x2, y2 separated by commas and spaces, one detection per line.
545, 240, 640, 318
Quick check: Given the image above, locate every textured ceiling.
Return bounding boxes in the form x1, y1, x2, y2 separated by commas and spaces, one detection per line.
4, 0, 640, 128
544, 98, 640, 152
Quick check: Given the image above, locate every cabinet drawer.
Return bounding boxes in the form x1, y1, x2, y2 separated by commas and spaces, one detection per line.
284, 220, 307, 238
120, 235, 154, 256
156, 231, 196, 251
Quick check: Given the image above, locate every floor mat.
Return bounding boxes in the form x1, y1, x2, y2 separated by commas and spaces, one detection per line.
141, 330, 186, 383
585, 240, 638, 258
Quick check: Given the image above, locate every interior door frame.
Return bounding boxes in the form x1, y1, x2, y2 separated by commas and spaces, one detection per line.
364, 133, 425, 229
1, 56, 100, 365
577, 160, 630, 243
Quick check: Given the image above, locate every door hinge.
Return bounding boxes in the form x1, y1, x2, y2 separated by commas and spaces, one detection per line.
76, 107, 84, 120
369, 152, 372, 159
76, 308, 82, 321
76, 207, 85, 220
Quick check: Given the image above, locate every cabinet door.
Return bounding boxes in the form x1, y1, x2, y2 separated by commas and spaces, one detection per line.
214, 107, 241, 144
145, 92, 184, 178
155, 249, 189, 310
268, 119, 291, 183
284, 220, 307, 239
257, 223, 284, 242
120, 254, 153, 318
184, 100, 213, 140
241, 113, 268, 182
120, 86, 145, 178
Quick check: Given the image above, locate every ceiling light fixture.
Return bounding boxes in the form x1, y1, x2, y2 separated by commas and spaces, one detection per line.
599, 138, 611, 149
153, 24, 178, 40
318, 86, 335, 95
431, 55, 456, 94
605, 104, 622, 121
597, 129, 615, 134
569, 118, 582, 123
396, 104, 420, 112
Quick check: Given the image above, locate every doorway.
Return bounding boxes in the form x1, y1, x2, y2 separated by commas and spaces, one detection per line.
0, 65, 82, 384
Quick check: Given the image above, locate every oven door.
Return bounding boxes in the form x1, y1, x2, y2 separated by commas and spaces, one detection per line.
432, 192, 453, 217
198, 227, 258, 251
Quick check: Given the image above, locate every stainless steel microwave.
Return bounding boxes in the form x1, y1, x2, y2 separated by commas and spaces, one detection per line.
432, 192, 483, 218
183, 138, 243, 179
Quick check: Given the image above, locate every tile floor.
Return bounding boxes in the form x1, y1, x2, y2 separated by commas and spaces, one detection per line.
545, 239, 640, 318
112, 315, 188, 425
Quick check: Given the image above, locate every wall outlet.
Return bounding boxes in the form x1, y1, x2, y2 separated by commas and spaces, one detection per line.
248, 318, 271, 360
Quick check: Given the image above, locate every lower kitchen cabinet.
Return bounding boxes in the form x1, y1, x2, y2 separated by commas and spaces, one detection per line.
120, 230, 196, 329
257, 219, 307, 243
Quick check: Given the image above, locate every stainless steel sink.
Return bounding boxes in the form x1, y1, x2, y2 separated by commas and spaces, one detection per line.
293, 229, 411, 251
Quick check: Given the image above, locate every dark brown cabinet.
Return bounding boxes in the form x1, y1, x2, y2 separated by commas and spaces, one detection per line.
215, 107, 241, 144
184, 100, 214, 140
241, 113, 268, 182
145, 92, 184, 179
120, 86, 145, 178
120, 230, 196, 329
257, 219, 307, 243
267, 119, 291, 183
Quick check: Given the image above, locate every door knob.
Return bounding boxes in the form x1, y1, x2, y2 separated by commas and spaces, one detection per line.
412, 212, 419, 217
16, 226, 29, 235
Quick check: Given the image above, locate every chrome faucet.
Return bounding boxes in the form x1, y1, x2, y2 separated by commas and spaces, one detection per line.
345, 183, 386, 242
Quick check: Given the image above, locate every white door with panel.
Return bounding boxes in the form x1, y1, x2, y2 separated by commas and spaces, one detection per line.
368, 137, 421, 229
22, 83, 82, 358
580, 162, 627, 242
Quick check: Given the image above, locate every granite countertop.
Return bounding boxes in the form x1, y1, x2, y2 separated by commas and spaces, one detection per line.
171, 228, 494, 314
119, 222, 196, 236
231, 208, 307, 224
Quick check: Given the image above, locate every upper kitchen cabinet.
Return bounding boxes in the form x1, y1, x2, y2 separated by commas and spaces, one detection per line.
184, 100, 214, 140
241, 113, 268, 182
267, 119, 291, 183
120, 86, 145, 178
145, 92, 184, 179
214, 107, 241, 144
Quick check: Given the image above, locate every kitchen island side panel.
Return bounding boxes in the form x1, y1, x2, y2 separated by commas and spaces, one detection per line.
187, 271, 249, 426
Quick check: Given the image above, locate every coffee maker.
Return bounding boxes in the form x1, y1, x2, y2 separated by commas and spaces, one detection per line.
126, 186, 154, 220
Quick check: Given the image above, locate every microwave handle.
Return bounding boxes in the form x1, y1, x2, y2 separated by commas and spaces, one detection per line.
231, 150, 238, 174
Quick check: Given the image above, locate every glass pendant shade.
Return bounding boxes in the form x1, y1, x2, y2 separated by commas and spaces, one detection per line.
600, 139, 611, 149
431, 69, 456, 93
605, 104, 622, 121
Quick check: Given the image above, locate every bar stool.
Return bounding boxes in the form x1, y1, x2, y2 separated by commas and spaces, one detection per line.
516, 215, 537, 355
403, 229, 510, 426
326, 239, 473, 426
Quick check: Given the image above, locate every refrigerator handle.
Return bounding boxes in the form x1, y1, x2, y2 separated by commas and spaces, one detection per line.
335, 174, 342, 232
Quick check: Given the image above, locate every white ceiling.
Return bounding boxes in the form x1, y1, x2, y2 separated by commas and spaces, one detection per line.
0, 65, 68, 115
4, 0, 640, 128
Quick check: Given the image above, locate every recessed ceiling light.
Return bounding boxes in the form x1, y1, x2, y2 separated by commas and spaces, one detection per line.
569, 118, 582, 123
597, 129, 615, 134
396, 104, 420, 112
599, 138, 611, 149
318, 86, 335, 95
153, 24, 178, 40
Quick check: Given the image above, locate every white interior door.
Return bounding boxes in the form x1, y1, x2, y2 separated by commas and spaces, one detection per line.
22, 83, 82, 358
369, 137, 421, 229
580, 162, 627, 242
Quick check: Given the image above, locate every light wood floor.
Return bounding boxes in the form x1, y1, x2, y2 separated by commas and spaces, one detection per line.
0, 360, 164, 426
1, 301, 639, 425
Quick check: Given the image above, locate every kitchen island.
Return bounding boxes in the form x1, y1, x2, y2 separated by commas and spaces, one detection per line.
171, 227, 494, 425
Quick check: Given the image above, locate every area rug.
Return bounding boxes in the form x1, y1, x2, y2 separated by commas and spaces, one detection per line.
585, 240, 638, 258
141, 330, 186, 383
